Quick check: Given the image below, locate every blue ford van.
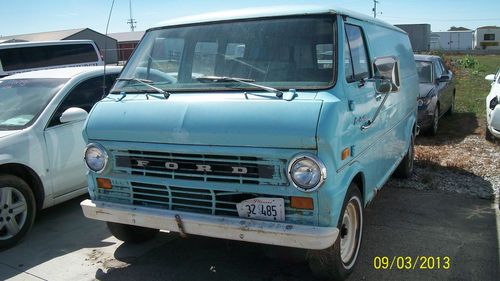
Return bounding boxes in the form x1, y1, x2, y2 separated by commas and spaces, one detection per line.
81, 6, 418, 280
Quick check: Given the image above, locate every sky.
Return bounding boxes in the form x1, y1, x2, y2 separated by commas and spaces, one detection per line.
1, 0, 499, 37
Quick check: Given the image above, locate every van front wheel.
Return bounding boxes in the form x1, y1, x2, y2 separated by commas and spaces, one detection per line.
307, 183, 363, 281
107, 222, 159, 243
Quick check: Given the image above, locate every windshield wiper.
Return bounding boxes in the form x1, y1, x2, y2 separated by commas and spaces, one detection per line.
115, 78, 171, 99
196, 76, 283, 98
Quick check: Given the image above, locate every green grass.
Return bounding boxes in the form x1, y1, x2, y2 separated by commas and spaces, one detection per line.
449, 55, 500, 117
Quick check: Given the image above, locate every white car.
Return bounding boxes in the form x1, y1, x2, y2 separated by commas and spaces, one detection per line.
485, 70, 500, 140
0, 66, 121, 249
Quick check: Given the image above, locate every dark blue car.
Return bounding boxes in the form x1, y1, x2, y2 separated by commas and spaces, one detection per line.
415, 55, 456, 135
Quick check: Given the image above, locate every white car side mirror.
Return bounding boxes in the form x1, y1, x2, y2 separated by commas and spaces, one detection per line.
485, 74, 495, 81
60, 107, 88, 123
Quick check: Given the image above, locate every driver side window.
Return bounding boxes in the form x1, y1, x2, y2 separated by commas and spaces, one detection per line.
434, 62, 443, 81
48, 74, 117, 127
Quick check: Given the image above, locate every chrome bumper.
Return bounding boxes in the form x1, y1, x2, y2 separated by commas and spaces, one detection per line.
80, 199, 338, 250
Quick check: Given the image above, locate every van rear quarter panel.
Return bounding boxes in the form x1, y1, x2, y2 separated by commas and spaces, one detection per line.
316, 17, 418, 227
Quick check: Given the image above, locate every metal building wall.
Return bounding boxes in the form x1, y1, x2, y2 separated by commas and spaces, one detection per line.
66, 30, 118, 64
395, 24, 431, 52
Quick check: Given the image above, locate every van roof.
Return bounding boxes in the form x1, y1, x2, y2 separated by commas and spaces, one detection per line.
152, 5, 404, 33
0, 40, 96, 48
1, 66, 122, 79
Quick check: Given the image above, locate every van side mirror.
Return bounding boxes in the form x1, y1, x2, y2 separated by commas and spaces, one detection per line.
373, 56, 400, 93
60, 107, 88, 123
375, 79, 392, 94
485, 74, 495, 81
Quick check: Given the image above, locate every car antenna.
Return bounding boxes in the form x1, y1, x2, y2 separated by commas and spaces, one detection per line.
102, 0, 116, 98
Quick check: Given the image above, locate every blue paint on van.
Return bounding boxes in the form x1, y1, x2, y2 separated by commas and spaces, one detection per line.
81, 6, 418, 279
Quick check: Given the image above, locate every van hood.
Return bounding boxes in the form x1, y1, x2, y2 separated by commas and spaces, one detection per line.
85, 95, 322, 149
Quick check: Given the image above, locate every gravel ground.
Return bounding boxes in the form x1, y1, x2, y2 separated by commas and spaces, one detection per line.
388, 132, 500, 200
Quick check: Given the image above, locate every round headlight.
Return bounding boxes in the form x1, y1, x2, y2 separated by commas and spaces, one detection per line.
84, 143, 108, 173
288, 154, 327, 192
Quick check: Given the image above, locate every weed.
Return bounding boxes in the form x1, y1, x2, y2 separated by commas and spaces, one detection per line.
457, 55, 478, 69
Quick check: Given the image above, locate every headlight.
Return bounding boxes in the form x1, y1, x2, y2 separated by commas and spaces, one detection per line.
84, 143, 108, 173
288, 154, 327, 192
417, 98, 429, 107
490, 96, 498, 110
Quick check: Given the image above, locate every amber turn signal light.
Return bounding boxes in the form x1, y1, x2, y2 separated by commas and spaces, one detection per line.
96, 178, 112, 189
290, 197, 314, 210
341, 148, 350, 160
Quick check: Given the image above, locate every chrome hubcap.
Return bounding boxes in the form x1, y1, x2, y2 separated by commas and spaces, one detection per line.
340, 201, 359, 264
0, 187, 28, 240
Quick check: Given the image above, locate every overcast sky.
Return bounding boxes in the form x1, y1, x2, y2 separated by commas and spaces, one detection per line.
1, 0, 499, 37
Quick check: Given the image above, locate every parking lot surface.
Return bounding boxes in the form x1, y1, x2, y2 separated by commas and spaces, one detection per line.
0, 187, 498, 281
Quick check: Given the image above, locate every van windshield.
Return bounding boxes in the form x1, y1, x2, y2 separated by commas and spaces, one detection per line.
0, 78, 68, 130
114, 16, 336, 93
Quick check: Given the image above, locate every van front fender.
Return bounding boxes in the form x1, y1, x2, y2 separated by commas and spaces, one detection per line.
317, 161, 366, 227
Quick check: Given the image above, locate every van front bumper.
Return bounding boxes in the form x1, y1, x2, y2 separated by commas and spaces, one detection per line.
81, 199, 338, 250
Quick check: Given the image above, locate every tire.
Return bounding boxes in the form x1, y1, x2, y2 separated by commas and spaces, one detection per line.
485, 126, 496, 142
446, 92, 455, 116
427, 106, 439, 136
0, 175, 36, 250
394, 132, 415, 179
107, 222, 159, 243
307, 183, 363, 281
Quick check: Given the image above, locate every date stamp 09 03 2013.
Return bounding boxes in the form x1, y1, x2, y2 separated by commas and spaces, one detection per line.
373, 256, 451, 270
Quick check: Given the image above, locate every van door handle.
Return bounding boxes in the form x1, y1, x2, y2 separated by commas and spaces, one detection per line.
362, 93, 390, 130
375, 94, 382, 101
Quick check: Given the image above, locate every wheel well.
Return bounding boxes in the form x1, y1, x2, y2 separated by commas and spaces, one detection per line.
352, 173, 364, 202
0, 163, 44, 210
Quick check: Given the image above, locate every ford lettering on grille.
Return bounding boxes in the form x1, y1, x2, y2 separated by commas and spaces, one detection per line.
136, 160, 248, 174
112, 150, 288, 186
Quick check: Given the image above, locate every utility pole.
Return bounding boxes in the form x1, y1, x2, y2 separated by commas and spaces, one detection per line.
372, 0, 379, 18
127, 0, 137, 31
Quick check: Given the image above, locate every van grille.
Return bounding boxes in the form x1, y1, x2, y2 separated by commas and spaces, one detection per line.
96, 182, 314, 225
112, 150, 288, 186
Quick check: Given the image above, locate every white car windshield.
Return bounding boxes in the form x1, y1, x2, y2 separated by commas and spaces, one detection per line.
0, 78, 68, 130
113, 16, 336, 93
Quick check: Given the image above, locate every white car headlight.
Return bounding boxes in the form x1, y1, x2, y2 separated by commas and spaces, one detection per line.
288, 154, 327, 192
84, 143, 108, 173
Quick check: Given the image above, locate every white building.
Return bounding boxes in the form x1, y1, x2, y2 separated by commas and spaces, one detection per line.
474, 26, 500, 50
430, 31, 474, 51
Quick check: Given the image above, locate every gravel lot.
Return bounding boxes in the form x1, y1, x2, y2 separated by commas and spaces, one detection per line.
390, 115, 500, 200
0, 187, 497, 281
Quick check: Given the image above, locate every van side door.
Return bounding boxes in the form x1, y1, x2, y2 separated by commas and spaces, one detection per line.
342, 20, 385, 190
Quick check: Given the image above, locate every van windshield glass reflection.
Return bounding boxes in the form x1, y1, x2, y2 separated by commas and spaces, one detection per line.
114, 16, 336, 92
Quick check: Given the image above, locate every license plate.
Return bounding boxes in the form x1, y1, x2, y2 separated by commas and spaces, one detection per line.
236, 197, 285, 222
